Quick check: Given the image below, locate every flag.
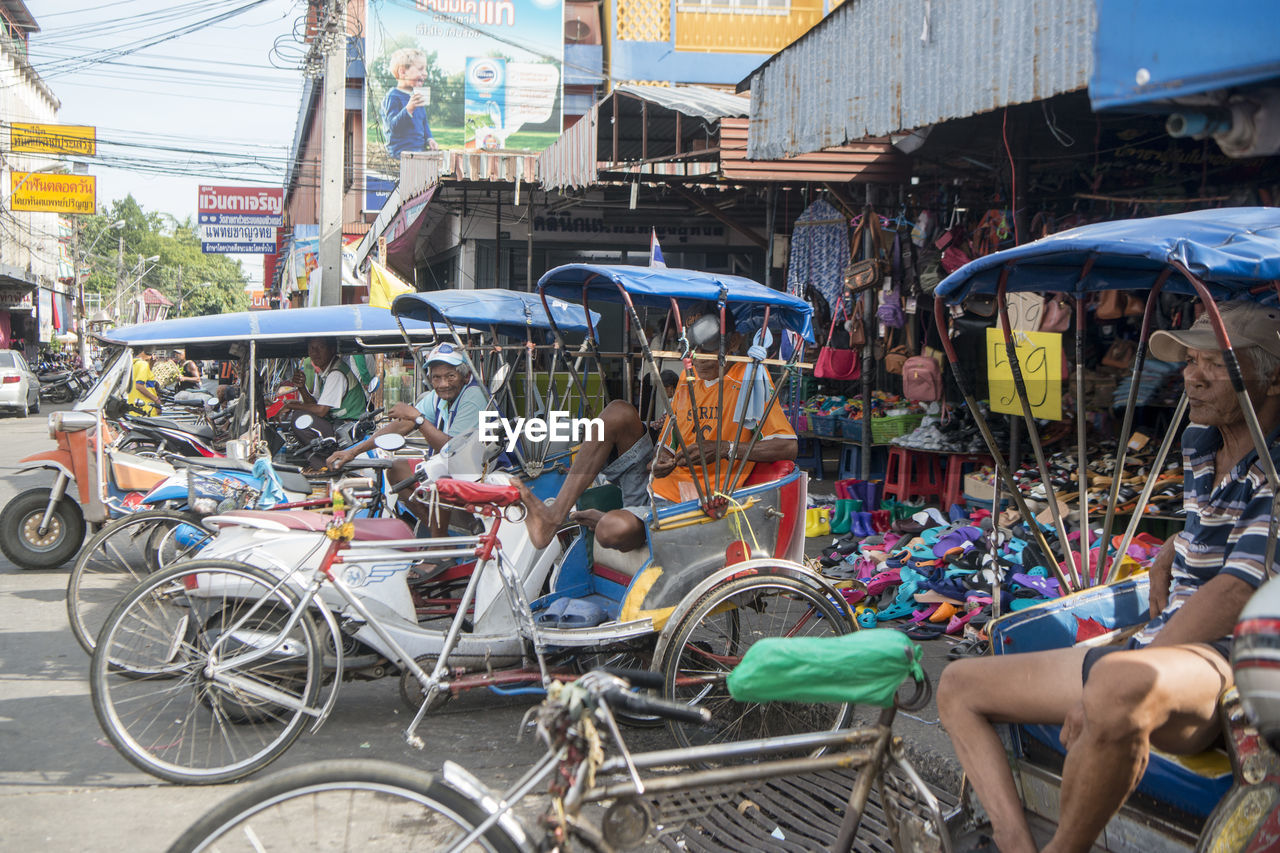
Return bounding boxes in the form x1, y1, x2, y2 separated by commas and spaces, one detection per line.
368, 260, 414, 309
649, 228, 666, 268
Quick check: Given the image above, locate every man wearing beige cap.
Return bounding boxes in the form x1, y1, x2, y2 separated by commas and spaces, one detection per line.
937, 300, 1280, 853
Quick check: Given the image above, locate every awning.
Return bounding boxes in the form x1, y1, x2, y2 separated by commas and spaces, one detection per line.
1089, 0, 1280, 110
537, 83, 907, 190
739, 0, 1095, 159
385, 187, 435, 275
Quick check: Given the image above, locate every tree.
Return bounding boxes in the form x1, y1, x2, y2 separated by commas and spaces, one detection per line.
79, 196, 249, 320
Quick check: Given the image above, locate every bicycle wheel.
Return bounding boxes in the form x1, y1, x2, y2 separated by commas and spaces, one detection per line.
91, 559, 324, 785
660, 571, 855, 751
67, 509, 212, 655
167, 759, 523, 853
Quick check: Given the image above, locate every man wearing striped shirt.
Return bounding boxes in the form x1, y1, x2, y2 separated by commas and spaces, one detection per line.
938, 301, 1280, 853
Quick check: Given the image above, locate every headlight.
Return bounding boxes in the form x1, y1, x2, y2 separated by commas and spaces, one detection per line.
48, 412, 61, 439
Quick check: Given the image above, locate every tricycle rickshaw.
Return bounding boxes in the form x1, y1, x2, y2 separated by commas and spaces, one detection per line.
930, 207, 1280, 851
162, 209, 1280, 853
85, 268, 857, 786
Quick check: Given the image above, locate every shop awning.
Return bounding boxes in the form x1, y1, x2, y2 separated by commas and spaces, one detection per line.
537, 84, 907, 190
1089, 0, 1280, 110
738, 0, 1095, 159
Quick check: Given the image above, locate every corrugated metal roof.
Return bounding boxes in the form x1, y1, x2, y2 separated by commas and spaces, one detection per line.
744, 0, 1095, 159
400, 151, 538, 198
614, 83, 750, 121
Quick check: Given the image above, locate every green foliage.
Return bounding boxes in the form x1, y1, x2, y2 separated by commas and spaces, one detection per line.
79, 195, 250, 319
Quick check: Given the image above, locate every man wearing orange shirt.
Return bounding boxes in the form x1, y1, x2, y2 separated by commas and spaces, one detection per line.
515, 312, 796, 552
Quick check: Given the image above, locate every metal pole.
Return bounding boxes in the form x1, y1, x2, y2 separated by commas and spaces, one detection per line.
318, 0, 346, 306
860, 190, 875, 482
495, 189, 503, 288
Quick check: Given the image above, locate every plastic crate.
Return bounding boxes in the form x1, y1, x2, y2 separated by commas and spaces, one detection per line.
810, 413, 838, 437
839, 418, 864, 440
870, 413, 924, 444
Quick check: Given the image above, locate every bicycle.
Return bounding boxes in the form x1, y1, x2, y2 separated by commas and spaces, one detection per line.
90, 477, 851, 785
166, 637, 953, 852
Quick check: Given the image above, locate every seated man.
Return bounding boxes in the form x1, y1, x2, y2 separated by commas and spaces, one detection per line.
937, 301, 1280, 853
280, 336, 368, 432
516, 312, 797, 553
327, 343, 487, 530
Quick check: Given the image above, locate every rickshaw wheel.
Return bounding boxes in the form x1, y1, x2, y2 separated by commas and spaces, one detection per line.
660, 573, 855, 754
399, 658, 452, 713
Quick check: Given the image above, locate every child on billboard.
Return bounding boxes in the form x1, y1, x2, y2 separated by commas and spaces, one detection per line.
383, 47, 440, 157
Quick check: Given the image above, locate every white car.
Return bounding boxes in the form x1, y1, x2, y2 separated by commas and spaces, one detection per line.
0, 351, 40, 417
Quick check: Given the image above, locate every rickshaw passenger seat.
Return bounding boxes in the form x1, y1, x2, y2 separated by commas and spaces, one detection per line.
741, 460, 796, 487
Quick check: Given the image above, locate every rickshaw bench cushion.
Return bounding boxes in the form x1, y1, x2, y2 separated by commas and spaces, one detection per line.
214, 510, 414, 542
592, 543, 649, 582
741, 459, 796, 487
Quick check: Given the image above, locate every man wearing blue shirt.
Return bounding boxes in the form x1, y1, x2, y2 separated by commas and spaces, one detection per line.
382, 47, 439, 159
328, 342, 485, 472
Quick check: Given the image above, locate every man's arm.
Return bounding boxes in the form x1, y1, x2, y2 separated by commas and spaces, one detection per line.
1148, 573, 1255, 647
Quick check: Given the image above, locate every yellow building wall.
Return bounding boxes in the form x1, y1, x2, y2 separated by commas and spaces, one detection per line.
615, 0, 828, 53
674, 0, 825, 53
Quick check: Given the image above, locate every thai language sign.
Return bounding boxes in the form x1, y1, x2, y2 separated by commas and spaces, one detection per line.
9, 172, 96, 214
200, 224, 278, 255
197, 186, 284, 227
364, 0, 564, 209
9, 123, 97, 156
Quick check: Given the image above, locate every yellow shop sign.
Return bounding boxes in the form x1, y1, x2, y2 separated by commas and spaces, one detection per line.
9, 172, 97, 214
10, 123, 97, 156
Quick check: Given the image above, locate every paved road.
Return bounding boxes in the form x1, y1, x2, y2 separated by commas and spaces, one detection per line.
0, 406, 960, 851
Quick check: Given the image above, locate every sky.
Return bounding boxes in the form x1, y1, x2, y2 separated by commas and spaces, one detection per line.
24, 0, 309, 285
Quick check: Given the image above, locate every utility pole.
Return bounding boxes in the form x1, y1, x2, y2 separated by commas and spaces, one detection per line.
116, 235, 125, 322
176, 266, 183, 317
318, 0, 347, 306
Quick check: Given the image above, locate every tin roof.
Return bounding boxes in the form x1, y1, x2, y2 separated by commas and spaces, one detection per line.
741, 0, 1095, 159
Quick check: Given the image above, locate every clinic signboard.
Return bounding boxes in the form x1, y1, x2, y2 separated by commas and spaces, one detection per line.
197, 186, 284, 227
9, 172, 96, 214
10, 123, 97, 156
364, 0, 564, 210
198, 186, 281, 254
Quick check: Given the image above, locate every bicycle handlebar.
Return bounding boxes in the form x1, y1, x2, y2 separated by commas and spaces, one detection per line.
602, 688, 711, 726
600, 667, 664, 690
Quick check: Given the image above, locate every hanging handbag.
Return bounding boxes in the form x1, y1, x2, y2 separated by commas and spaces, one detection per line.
1095, 291, 1124, 320
1039, 293, 1072, 333
815, 298, 861, 380
846, 297, 867, 348
1101, 338, 1137, 370
884, 328, 910, 374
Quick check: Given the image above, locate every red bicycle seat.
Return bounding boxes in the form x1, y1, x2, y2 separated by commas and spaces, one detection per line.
435, 479, 521, 507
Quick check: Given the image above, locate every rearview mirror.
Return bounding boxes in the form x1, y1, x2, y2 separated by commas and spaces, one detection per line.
375, 432, 406, 452
367, 376, 381, 395
293, 413, 314, 431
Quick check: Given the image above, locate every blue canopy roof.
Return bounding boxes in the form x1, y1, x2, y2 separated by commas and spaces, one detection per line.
1089, 0, 1280, 110
100, 305, 448, 359
537, 264, 815, 343
936, 208, 1280, 305
391, 289, 598, 336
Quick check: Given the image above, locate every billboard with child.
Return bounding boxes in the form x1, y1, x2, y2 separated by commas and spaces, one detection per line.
364, 0, 565, 210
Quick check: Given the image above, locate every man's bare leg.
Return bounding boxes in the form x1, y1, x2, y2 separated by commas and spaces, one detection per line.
937, 648, 1088, 853
1043, 645, 1230, 853
592, 510, 647, 552
515, 400, 647, 548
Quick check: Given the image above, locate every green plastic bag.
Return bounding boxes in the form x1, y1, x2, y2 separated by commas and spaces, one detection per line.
726, 630, 923, 708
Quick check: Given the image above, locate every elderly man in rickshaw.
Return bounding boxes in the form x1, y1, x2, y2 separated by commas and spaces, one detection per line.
938, 302, 1280, 853
516, 310, 797, 552
327, 342, 488, 530
280, 336, 368, 433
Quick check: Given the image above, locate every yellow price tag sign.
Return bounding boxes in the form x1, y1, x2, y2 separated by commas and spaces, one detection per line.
986, 328, 1062, 421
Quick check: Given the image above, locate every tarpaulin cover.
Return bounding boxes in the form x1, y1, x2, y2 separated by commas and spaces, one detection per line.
100, 305, 449, 359
538, 264, 816, 343
727, 630, 922, 708
1089, 0, 1280, 110
392, 289, 599, 336
936, 208, 1280, 305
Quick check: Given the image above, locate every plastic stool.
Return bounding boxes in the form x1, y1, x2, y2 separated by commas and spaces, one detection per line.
882, 447, 945, 504
796, 437, 824, 479
838, 444, 887, 481
941, 453, 994, 509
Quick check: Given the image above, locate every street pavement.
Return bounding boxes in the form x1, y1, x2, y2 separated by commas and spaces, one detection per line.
0, 406, 960, 851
